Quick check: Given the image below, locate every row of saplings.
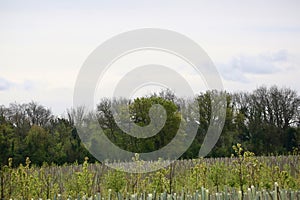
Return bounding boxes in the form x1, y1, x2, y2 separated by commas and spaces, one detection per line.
0, 144, 299, 199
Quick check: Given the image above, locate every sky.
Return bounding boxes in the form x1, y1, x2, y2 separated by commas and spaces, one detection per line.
0, 0, 300, 115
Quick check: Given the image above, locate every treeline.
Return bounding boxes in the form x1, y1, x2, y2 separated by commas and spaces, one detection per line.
0, 85, 299, 166
0, 102, 93, 166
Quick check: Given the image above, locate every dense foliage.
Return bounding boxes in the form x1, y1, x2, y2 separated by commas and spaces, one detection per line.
0, 85, 299, 167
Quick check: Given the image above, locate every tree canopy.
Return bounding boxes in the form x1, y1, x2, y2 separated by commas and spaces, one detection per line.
0, 85, 299, 166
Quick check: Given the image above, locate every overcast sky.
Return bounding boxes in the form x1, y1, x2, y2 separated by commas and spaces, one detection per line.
0, 0, 299, 115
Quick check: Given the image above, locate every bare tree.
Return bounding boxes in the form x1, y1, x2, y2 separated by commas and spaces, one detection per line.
25, 101, 53, 127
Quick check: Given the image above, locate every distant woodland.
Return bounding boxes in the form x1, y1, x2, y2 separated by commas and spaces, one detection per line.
0, 85, 299, 166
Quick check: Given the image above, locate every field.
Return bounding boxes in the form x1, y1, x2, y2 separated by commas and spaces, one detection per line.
1, 145, 300, 200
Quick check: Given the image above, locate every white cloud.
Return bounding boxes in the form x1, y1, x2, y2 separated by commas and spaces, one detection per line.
217, 50, 293, 83
0, 77, 12, 91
